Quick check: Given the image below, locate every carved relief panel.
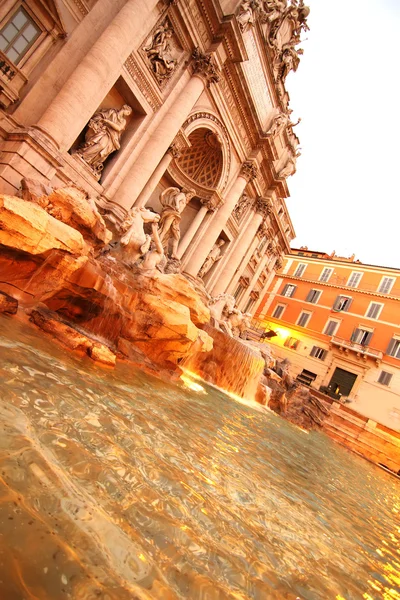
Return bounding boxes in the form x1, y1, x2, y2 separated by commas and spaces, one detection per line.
141, 17, 184, 87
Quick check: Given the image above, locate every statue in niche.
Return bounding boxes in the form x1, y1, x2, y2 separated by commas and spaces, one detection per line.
158, 187, 195, 259
198, 239, 226, 279
237, 0, 262, 31
143, 23, 177, 82
75, 105, 132, 180
111, 206, 160, 268
233, 192, 253, 220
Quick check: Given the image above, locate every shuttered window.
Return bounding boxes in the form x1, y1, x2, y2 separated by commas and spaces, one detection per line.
333, 296, 352, 312
378, 371, 393, 386
378, 277, 395, 294
351, 328, 373, 346
281, 284, 297, 297
294, 263, 307, 277
386, 339, 400, 359
284, 337, 300, 349
297, 311, 311, 327
0, 7, 41, 65
365, 302, 383, 319
319, 267, 333, 282
324, 320, 339, 336
272, 304, 285, 319
310, 346, 327, 360
347, 271, 363, 288
305, 289, 321, 304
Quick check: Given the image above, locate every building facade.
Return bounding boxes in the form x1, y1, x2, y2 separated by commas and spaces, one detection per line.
0, 0, 310, 311
256, 249, 400, 430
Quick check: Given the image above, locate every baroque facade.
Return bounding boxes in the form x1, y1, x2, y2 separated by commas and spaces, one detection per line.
0, 0, 307, 309
256, 249, 400, 430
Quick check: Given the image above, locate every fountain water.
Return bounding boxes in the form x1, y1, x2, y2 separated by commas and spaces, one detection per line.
182, 324, 265, 401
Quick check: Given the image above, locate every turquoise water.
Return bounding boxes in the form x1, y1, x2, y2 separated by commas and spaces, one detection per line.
0, 314, 399, 600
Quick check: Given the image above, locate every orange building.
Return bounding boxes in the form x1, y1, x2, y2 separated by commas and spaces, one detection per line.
256, 248, 400, 430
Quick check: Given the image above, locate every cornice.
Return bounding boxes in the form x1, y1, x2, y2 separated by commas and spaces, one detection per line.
281, 274, 400, 302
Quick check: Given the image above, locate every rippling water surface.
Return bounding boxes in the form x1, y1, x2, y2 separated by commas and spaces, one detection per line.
0, 315, 399, 600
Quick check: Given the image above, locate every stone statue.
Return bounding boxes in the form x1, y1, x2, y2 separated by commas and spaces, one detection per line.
227, 310, 253, 338
209, 293, 236, 333
198, 239, 226, 279
237, 0, 262, 31
158, 187, 195, 259
233, 192, 253, 220
143, 23, 177, 82
112, 206, 160, 268
278, 156, 296, 179
139, 221, 164, 273
263, 0, 288, 44
75, 105, 132, 179
267, 111, 288, 137
287, 0, 310, 36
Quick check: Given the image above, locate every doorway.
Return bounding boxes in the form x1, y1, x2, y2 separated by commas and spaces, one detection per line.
328, 367, 357, 397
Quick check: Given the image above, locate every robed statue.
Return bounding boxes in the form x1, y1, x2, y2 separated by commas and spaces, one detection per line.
158, 187, 195, 259
75, 105, 132, 179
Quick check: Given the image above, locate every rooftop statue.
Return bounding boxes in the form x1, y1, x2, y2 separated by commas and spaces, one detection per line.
143, 23, 177, 82
278, 39, 303, 82
198, 239, 226, 279
75, 105, 132, 180
263, 0, 288, 45
237, 0, 263, 31
158, 187, 195, 259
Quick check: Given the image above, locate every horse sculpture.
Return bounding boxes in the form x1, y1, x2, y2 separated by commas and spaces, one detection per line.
112, 206, 160, 268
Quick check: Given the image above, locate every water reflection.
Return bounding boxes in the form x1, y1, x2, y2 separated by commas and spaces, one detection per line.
0, 314, 399, 599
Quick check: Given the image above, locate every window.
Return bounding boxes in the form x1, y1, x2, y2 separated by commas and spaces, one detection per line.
332, 295, 352, 312
378, 371, 393, 386
244, 298, 255, 313
281, 284, 297, 297
272, 304, 286, 319
378, 277, 395, 294
310, 346, 327, 360
297, 311, 311, 327
305, 289, 321, 304
284, 337, 300, 350
294, 263, 307, 277
351, 328, 373, 346
234, 285, 244, 300
324, 319, 340, 336
387, 338, 400, 359
0, 7, 41, 65
347, 271, 363, 288
319, 267, 333, 282
365, 302, 383, 320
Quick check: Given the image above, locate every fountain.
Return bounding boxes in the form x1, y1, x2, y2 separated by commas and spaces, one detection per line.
0, 182, 269, 400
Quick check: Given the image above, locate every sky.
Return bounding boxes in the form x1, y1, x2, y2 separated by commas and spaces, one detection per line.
284, 0, 400, 268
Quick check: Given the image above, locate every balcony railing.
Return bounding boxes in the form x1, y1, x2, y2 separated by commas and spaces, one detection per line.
330, 336, 383, 361
0, 51, 27, 109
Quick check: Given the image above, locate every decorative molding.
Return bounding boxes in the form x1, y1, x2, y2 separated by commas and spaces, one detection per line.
124, 54, 162, 111
254, 196, 272, 217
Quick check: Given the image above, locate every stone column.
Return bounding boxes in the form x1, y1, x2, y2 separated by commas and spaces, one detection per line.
36, 0, 159, 151
135, 144, 181, 208
184, 161, 258, 277
239, 246, 273, 309
177, 203, 209, 259
114, 50, 220, 210
211, 197, 271, 295
252, 254, 281, 315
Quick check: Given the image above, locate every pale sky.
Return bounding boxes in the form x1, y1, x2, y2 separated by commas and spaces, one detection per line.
284, 0, 400, 269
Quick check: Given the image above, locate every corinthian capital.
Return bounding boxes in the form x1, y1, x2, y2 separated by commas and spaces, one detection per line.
240, 160, 258, 182
191, 48, 220, 86
168, 143, 182, 160
254, 196, 272, 217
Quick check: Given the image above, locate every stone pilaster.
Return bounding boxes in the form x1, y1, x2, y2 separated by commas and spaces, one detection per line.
184, 161, 258, 278
112, 49, 220, 210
